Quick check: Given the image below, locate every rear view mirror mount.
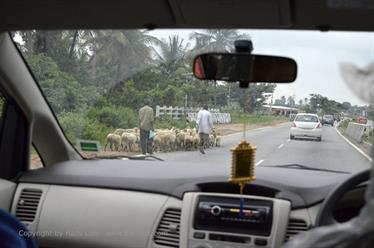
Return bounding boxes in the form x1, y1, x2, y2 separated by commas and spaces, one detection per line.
193, 53, 297, 88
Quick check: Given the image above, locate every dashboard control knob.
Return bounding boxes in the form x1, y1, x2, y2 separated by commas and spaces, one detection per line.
211, 205, 222, 216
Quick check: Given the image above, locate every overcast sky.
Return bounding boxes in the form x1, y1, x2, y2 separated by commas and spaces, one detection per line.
150, 29, 374, 106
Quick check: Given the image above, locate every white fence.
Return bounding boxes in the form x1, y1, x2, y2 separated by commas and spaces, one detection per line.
155, 105, 231, 124
186, 113, 232, 124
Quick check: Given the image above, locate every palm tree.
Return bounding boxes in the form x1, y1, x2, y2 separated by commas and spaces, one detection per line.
189, 29, 250, 53
156, 35, 188, 63
153, 35, 189, 75
84, 30, 160, 89
189, 29, 250, 105
106, 30, 160, 80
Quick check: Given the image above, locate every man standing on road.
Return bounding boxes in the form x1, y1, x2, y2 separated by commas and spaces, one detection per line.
139, 99, 154, 155
196, 105, 214, 154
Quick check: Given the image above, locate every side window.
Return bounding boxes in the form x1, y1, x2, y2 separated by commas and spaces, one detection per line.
0, 92, 38, 179
0, 95, 4, 121
30, 146, 43, 169
0, 95, 6, 137
0, 93, 43, 170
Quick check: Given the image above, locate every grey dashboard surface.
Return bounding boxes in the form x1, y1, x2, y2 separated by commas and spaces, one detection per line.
19, 159, 352, 208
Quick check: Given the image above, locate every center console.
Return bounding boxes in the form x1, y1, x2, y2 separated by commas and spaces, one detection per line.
180, 193, 291, 248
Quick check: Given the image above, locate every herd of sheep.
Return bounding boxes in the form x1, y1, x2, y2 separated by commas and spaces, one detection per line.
104, 127, 222, 153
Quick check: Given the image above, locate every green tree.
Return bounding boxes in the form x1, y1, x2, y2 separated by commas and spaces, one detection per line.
87, 105, 137, 129
93, 30, 159, 84
280, 96, 286, 106
25, 53, 99, 114
189, 29, 251, 105
154, 35, 189, 74
274, 99, 282, 106
342, 101, 352, 111
287, 96, 295, 107
229, 84, 276, 113
190, 29, 249, 53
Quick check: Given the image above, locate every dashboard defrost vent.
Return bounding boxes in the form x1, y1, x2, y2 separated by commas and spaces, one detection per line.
153, 208, 181, 248
284, 218, 310, 242
15, 188, 43, 223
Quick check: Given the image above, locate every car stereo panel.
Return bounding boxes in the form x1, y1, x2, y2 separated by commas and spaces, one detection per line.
180, 193, 291, 248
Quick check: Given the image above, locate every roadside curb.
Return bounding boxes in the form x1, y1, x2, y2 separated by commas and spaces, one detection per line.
334, 125, 373, 162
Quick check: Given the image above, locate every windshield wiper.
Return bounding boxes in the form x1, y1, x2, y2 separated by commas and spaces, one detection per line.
262, 164, 349, 174
89, 154, 164, 161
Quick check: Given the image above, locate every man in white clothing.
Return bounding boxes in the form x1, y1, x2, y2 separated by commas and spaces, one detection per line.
196, 105, 214, 154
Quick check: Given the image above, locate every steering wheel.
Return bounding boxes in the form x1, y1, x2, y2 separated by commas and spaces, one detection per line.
315, 169, 371, 226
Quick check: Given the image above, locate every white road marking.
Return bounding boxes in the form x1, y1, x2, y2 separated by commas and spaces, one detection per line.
335, 125, 373, 162
278, 144, 284, 149
255, 159, 264, 166
287, 139, 291, 142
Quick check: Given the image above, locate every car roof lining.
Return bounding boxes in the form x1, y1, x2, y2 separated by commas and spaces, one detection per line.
1, 0, 374, 31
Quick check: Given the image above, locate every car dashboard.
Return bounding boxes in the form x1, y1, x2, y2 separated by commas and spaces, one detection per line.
10, 159, 356, 248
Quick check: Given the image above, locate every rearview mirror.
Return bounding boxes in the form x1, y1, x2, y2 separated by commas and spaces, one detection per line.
193, 53, 297, 83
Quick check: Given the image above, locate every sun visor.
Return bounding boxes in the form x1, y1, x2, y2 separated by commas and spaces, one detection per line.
0, 0, 176, 30
177, 0, 292, 27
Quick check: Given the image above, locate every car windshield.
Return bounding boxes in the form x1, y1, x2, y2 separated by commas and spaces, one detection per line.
295, 115, 319, 123
12, 29, 373, 173
324, 115, 333, 119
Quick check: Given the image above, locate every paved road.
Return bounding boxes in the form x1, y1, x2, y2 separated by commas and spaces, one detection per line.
157, 123, 372, 173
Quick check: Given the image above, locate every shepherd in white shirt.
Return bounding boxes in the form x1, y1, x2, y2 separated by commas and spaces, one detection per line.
196, 105, 214, 154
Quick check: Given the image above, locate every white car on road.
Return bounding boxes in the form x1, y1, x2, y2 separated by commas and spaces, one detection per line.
290, 113, 322, 141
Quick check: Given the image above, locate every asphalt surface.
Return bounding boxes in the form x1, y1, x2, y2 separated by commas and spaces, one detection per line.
157, 123, 372, 173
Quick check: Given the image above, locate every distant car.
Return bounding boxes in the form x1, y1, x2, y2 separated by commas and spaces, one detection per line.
322, 114, 334, 126
290, 113, 322, 141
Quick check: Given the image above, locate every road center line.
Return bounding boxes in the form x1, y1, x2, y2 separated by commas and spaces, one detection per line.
278, 144, 284, 149
256, 159, 264, 166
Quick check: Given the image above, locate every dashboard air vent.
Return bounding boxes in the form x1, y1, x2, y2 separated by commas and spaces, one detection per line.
15, 188, 43, 223
284, 218, 310, 242
153, 208, 181, 247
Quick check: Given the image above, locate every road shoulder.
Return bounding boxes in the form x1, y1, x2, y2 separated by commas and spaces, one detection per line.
335, 125, 373, 162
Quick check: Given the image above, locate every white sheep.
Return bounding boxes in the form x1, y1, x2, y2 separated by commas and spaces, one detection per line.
104, 133, 121, 151
110, 126, 221, 152
184, 132, 194, 151
157, 130, 176, 152
121, 132, 138, 152
114, 128, 126, 136
175, 131, 186, 150
209, 134, 215, 147
215, 136, 221, 147
211, 128, 222, 147
153, 134, 164, 153
192, 133, 200, 150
